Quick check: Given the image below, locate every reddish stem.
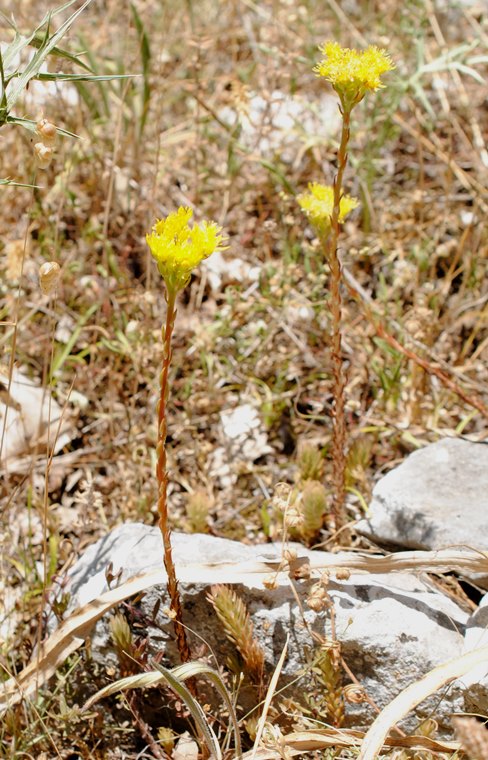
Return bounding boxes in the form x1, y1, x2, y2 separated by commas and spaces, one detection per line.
325, 105, 352, 532
156, 288, 191, 663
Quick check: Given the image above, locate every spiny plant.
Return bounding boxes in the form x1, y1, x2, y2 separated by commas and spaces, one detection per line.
305, 641, 345, 728
298, 42, 395, 533
185, 488, 211, 534
297, 441, 325, 482
146, 207, 226, 664
207, 584, 265, 691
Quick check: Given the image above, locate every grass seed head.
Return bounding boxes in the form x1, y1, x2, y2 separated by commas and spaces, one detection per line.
36, 118, 57, 146
39, 261, 61, 295
34, 141, 54, 169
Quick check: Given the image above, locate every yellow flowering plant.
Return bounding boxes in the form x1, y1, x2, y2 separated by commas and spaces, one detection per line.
147, 207, 226, 664
146, 207, 226, 294
300, 42, 394, 535
298, 182, 358, 236
315, 41, 395, 112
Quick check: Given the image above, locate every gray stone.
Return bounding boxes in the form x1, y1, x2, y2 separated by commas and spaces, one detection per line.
459, 593, 488, 713
356, 438, 488, 553
61, 523, 472, 733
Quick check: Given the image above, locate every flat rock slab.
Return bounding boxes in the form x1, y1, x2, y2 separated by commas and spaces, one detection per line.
356, 438, 488, 552
61, 523, 475, 732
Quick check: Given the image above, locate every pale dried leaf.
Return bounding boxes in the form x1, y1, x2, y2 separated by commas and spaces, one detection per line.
358, 646, 488, 760
0, 367, 74, 471
173, 733, 199, 760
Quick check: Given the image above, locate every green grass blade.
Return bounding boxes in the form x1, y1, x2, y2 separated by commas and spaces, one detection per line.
0, 45, 6, 121
7, 115, 79, 139
1, 1, 87, 73
29, 33, 92, 72
0, 177, 40, 188
83, 663, 224, 760
75, 32, 111, 117
52, 303, 98, 376
6, 0, 94, 113
36, 72, 136, 83
83, 671, 166, 708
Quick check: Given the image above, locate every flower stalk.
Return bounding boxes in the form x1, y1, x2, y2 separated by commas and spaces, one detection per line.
325, 105, 352, 530
147, 207, 226, 665
156, 286, 190, 661
299, 42, 394, 534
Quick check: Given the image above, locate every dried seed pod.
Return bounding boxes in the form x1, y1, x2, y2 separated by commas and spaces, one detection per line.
343, 683, 368, 703
283, 504, 302, 528
452, 716, 488, 759
263, 574, 278, 590
272, 482, 293, 512
39, 261, 61, 295
283, 548, 297, 563
306, 582, 328, 612
34, 142, 53, 169
36, 118, 57, 146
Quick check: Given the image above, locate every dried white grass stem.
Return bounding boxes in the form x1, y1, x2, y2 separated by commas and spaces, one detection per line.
358, 646, 488, 760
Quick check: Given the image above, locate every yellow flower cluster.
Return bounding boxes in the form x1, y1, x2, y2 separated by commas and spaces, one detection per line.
298, 183, 358, 234
146, 207, 226, 293
315, 42, 394, 109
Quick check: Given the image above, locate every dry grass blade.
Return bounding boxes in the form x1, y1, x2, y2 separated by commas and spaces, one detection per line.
151, 661, 223, 760
251, 635, 289, 759
83, 671, 165, 709
84, 661, 241, 758
358, 646, 488, 760
171, 662, 242, 759
242, 726, 460, 758
0, 567, 165, 713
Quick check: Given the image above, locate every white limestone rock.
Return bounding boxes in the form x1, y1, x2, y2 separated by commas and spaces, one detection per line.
60, 523, 472, 732
356, 438, 488, 557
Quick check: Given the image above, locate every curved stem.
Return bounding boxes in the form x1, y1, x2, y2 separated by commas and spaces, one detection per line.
157, 288, 191, 663
325, 105, 351, 532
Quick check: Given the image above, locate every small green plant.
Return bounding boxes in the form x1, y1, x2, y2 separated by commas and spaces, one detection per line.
298, 42, 394, 533
299, 480, 329, 543
271, 479, 330, 546
146, 207, 226, 664
185, 489, 211, 534
297, 442, 325, 482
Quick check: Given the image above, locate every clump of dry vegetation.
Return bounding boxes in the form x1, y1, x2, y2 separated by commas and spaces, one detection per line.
1, 0, 487, 756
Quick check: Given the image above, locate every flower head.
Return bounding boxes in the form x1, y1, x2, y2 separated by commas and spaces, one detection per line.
146, 207, 226, 293
315, 42, 394, 109
298, 182, 359, 235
